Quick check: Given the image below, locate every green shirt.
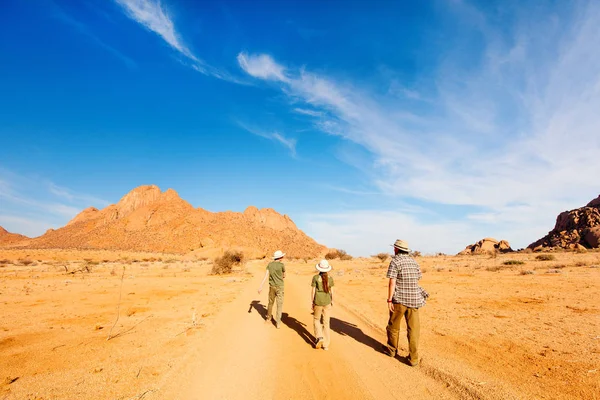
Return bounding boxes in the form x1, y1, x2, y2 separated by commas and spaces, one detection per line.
311, 274, 334, 306
267, 261, 285, 287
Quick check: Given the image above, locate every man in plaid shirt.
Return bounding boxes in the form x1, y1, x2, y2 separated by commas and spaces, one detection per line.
384, 239, 429, 366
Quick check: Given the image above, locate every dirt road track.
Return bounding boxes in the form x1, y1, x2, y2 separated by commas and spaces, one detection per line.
158, 267, 463, 400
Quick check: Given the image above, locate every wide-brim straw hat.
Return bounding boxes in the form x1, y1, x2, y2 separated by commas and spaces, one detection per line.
391, 239, 410, 252
272, 250, 285, 260
315, 259, 332, 272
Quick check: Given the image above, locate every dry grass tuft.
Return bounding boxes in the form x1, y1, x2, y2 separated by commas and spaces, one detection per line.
520, 270, 534, 275
212, 250, 244, 275
372, 253, 389, 262
503, 260, 525, 265
536, 254, 556, 261
325, 249, 353, 260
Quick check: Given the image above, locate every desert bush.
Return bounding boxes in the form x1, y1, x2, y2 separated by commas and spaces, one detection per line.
410, 250, 422, 257
552, 264, 566, 269
520, 270, 534, 275
486, 266, 501, 272
212, 250, 244, 275
0, 259, 11, 264
86, 260, 100, 266
164, 258, 176, 264
19, 259, 34, 266
503, 260, 525, 265
546, 269, 562, 274
536, 254, 556, 261
325, 249, 353, 260
574, 261, 587, 267
372, 253, 389, 262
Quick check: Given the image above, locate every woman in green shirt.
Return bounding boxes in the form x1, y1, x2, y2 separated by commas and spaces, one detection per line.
311, 259, 334, 350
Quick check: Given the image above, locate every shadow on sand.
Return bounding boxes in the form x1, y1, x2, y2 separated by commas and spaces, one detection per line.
248, 301, 408, 365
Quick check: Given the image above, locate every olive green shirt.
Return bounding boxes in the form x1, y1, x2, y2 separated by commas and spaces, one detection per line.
311, 274, 334, 306
267, 261, 285, 287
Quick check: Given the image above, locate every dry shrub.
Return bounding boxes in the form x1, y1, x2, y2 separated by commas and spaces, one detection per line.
19, 259, 34, 266
574, 261, 587, 267
372, 253, 389, 261
486, 266, 501, 272
503, 260, 525, 265
536, 254, 556, 261
520, 270, 534, 275
212, 250, 244, 275
325, 249, 353, 260
0, 259, 11, 264
410, 250, 422, 257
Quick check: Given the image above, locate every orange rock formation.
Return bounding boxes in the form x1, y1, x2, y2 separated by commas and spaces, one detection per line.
3, 185, 326, 258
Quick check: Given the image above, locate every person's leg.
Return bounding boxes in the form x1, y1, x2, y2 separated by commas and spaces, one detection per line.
322, 303, 332, 348
313, 305, 324, 347
405, 307, 420, 366
275, 286, 284, 326
385, 304, 404, 356
266, 286, 276, 322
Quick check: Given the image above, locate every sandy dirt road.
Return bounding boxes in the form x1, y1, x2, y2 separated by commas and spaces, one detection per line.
159, 265, 460, 400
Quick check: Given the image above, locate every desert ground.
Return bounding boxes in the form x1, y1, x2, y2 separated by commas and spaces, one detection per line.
1, 249, 599, 399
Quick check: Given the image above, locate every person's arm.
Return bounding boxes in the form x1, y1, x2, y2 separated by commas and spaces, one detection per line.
258, 270, 269, 294
330, 287, 334, 306
311, 286, 316, 310
387, 278, 396, 312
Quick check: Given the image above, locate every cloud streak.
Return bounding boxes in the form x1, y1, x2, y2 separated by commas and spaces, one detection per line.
115, 0, 245, 83
237, 122, 297, 157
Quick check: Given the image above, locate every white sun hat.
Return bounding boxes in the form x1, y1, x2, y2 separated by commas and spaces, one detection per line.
272, 250, 285, 260
315, 259, 332, 273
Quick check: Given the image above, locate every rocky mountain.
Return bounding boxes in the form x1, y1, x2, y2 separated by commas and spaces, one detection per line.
458, 237, 513, 255
528, 195, 600, 250
4, 185, 326, 258
0, 227, 29, 246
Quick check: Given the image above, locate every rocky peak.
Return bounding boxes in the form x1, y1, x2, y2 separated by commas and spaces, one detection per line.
244, 206, 297, 231
458, 237, 513, 255
116, 185, 162, 217
529, 194, 600, 250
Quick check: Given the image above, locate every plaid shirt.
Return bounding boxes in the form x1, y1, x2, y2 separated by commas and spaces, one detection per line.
386, 254, 429, 308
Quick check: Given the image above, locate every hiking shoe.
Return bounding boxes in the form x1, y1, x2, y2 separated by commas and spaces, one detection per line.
315, 337, 324, 349
276, 322, 281, 329
323, 346, 329, 351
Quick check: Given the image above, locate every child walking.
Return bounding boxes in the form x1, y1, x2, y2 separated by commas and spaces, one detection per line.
311, 259, 334, 350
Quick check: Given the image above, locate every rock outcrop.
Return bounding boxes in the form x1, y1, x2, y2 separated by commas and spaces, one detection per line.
528, 194, 600, 250
0, 226, 29, 246
458, 238, 513, 255
4, 185, 326, 258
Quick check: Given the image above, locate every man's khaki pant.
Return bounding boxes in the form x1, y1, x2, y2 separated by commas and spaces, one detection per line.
266, 285, 284, 324
385, 304, 420, 365
313, 304, 332, 347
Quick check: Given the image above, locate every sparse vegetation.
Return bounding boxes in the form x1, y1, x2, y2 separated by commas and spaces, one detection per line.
372, 253, 389, 262
486, 266, 501, 272
0, 259, 11, 264
520, 270, 534, 275
410, 250, 422, 257
212, 250, 244, 275
574, 261, 587, 267
325, 249, 353, 260
536, 254, 556, 261
503, 260, 525, 265
19, 259, 34, 266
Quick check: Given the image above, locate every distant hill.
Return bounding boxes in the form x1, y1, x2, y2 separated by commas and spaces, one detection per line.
529, 194, 600, 250
3, 185, 326, 258
0, 226, 29, 246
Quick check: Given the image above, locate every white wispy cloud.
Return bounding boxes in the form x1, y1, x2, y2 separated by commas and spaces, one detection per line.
293, 108, 324, 117
238, 1, 600, 251
237, 122, 297, 156
237, 52, 288, 82
115, 0, 245, 83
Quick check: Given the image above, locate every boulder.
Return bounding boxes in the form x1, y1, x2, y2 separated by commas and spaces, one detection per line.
528, 194, 600, 250
458, 238, 513, 255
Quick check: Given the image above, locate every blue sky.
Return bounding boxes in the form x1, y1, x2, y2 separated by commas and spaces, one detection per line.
1, 0, 599, 255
